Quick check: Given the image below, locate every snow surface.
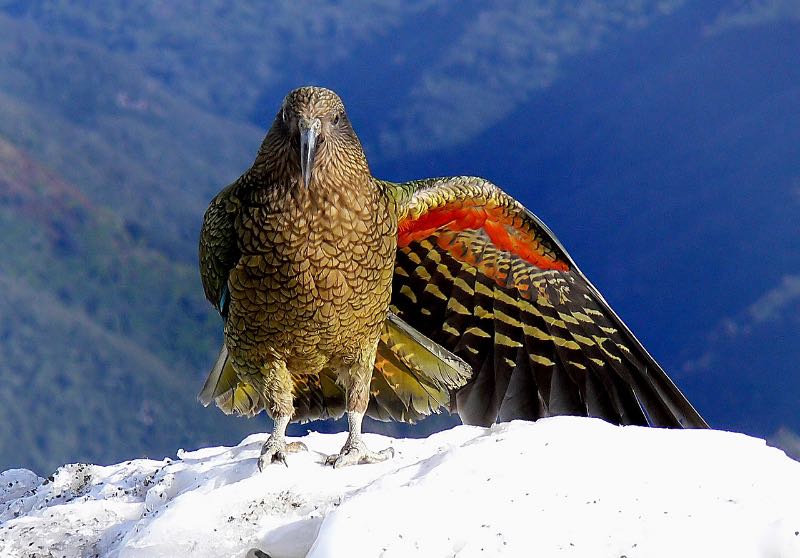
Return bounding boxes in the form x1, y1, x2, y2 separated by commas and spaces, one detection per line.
1, 417, 799, 558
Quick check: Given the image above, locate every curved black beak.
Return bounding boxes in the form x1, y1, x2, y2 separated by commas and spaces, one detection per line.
299, 118, 321, 188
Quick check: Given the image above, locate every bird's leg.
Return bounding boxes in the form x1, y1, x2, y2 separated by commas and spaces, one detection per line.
257, 415, 308, 470
326, 352, 394, 468
257, 362, 307, 471
325, 410, 394, 468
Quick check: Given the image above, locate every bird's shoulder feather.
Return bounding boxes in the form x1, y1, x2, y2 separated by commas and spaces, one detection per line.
199, 179, 244, 317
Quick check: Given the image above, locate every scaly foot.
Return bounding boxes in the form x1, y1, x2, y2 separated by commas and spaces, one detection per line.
257, 437, 308, 471
325, 437, 394, 469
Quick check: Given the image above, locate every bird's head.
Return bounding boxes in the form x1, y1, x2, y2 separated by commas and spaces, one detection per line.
271, 86, 365, 188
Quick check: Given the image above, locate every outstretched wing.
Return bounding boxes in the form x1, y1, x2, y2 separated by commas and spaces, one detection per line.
385, 176, 708, 429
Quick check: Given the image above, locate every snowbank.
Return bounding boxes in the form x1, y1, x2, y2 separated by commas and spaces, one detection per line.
1, 417, 798, 558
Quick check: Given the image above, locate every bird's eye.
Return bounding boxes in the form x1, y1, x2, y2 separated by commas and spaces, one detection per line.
281, 109, 289, 124
332, 113, 341, 126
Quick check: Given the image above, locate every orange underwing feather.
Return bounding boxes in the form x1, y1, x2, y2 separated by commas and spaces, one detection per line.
398, 203, 570, 273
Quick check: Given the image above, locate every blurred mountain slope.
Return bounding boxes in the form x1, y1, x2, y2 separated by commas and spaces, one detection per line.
0, 12, 262, 258
0, 1, 797, 471
0, 136, 260, 472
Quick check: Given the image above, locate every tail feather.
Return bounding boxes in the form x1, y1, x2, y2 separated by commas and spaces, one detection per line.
198, 343, 264, 417
197, 344, 233, 407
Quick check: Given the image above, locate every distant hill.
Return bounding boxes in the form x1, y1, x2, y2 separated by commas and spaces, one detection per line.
0, 136, 264, 472
0, 11, 261, 259
681, 275, 800, 437
0, 1, 797, 472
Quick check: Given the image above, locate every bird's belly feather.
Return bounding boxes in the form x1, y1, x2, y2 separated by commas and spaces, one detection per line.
226, 191, 396, 374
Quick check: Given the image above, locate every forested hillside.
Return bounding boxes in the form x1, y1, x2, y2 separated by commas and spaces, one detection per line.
0, 1, 797, 473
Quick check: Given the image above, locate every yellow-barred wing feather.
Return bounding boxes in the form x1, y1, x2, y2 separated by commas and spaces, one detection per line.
290, 313, 471, 423
368, 313, 471, 422
386, 176, 708, 428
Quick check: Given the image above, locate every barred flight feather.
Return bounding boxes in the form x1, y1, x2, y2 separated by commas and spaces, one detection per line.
388, 176, 707, 429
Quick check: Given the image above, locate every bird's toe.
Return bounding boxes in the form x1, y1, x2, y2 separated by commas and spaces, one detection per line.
286, 441, 308, 453
326, 441, 394, 468
257, 437, 307, 471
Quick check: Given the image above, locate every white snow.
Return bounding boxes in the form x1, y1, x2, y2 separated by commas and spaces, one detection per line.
1, 417, 799, 558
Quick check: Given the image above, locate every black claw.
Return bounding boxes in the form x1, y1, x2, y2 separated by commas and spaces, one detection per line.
273, 452, 288, 467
